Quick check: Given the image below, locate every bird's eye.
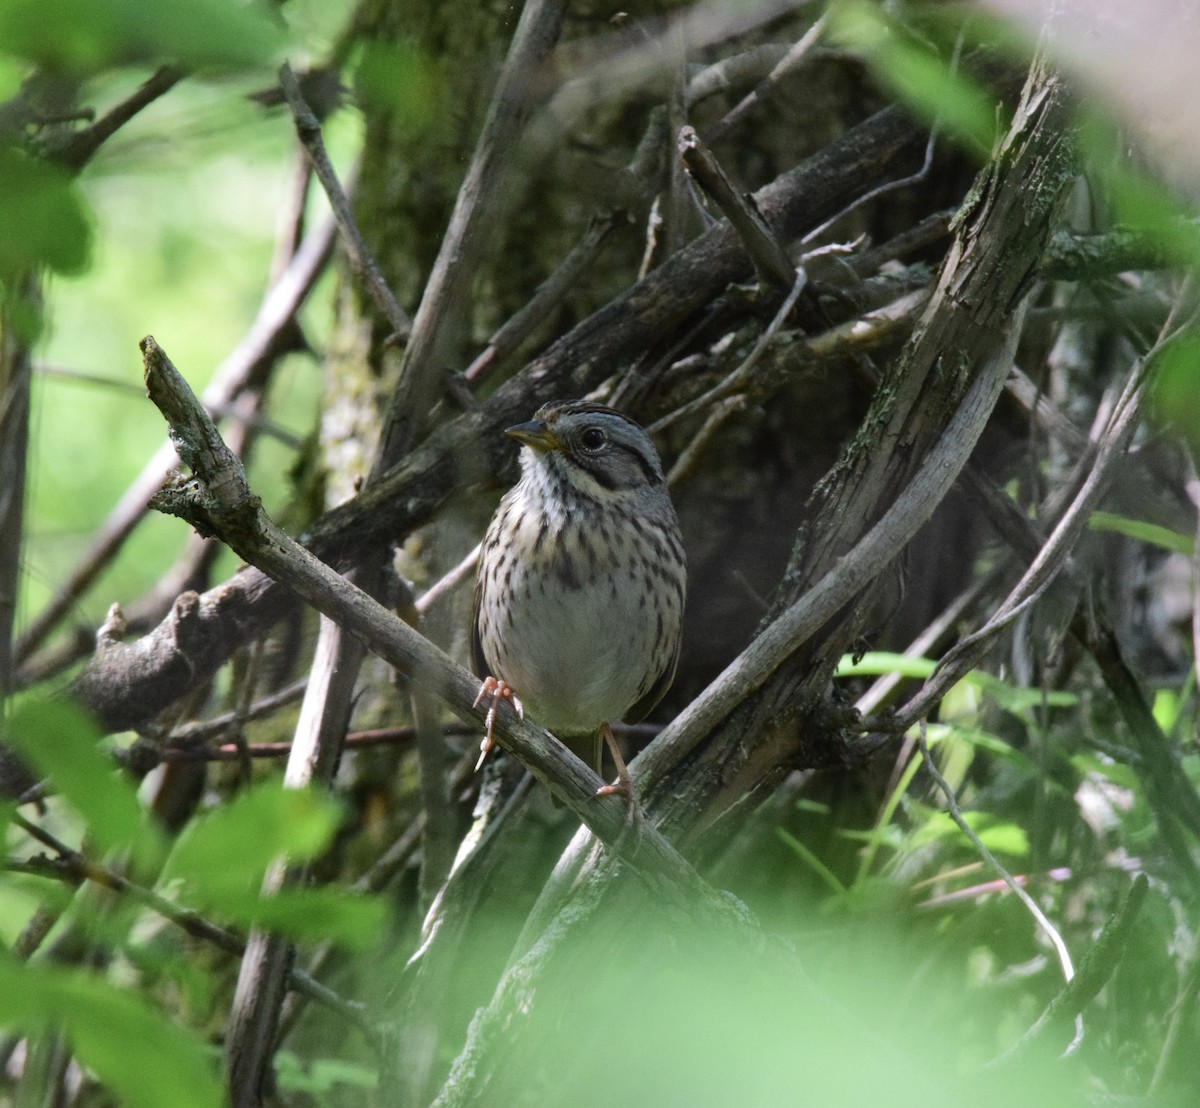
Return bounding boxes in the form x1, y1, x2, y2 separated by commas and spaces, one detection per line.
580, 427, 607, 451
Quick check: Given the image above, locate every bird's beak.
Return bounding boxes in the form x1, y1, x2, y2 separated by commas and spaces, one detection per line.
505, 420, 560, 452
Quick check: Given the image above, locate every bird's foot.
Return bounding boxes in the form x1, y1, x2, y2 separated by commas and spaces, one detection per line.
594, 723, 643, 826
472, 677, 523, 771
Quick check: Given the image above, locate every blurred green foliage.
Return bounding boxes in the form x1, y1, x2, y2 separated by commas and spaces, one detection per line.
0, 949, 223, 1108
5, 695, 164, 867
1, 700, 385, 1105
830, 0, 1005, 155
0, 149, 91, 284
0, 0, 283, 74
4, 1, 1200, 1105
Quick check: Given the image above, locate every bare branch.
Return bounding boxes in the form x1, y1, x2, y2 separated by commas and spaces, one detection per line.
894, 354, 1147, 728
53, 65, 186, 172
994, 874, 1149, 1063
917, 729, 1077, 989
0, 276, 34, 700
703, 13, 828, 145
278, 62, 411, 343
462, 213, 625, 387
678, 125, 795, 290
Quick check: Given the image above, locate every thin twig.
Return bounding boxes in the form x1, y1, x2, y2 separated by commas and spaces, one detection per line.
666, 395, 745, 487
164, 679, 311, 746
993, 874, 1149, 1064
415, 543, 481, 616
685, 43, 791, 108
150, 721, 657, 767
803, 126, 938, 246
651, 269, 808, 433
156, 725, 457, 763
917, 729, 1077, 990
661, 22, 693, 261
278, 62, 410, 344
801, 24, 965, 245
704, 14, 829, 145
0, 274, 34, 702
54, 66, 186, 173
855, 576, 991, 720
892, 326, 1154, 732
843, 209, 955, 277
462, 213, 625, 386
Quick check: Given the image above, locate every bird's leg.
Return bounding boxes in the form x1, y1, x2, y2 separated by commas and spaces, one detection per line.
472, 676, 523, 771
595, 723, 642, 820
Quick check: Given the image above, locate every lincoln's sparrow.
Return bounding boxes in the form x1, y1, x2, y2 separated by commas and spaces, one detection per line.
471, 400, 686, 797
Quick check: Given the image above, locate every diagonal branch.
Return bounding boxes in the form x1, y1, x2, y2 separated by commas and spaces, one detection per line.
278, 62, 411, 343
53, 65, 186, 173
638, 309, 1025, 798
678, 125, 795, 290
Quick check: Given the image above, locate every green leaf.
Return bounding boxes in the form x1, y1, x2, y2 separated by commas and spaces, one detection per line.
225, 886, 386, 948
0, 953, 221, 1108
1078, 111, 1200, 270
161, 784, 382, 945
1150, 329, 1200, 457
776, 829, 847, 896
4, 697, 163, 866
836, 653, 1076, 713
0, 0, 283, 73
830, 2, 1000, 153
912, 811, 1029, 857
163, 783, 341, 894
1152, 688, 1184, 734
0, 147, 92, 278
835, 650, 937, 680
1088, 510, 1193, 555
275, 1051, 379, 1094
967, 672, 1077, 713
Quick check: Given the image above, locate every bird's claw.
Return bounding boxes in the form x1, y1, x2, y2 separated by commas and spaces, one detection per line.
473, 676, 523, 771
594, 724, 644, 826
